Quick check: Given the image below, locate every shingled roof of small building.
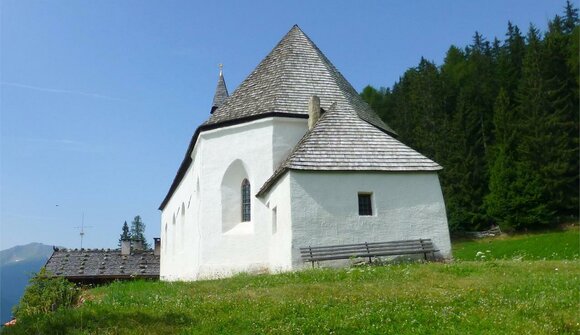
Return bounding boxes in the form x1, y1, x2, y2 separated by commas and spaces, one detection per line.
44, 248, 159, 282
257, 104, 442, 196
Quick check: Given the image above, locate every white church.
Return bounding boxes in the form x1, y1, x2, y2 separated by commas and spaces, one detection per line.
159, 25, 451, 281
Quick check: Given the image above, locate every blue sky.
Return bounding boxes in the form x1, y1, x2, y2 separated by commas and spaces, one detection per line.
0, 0, 568, 250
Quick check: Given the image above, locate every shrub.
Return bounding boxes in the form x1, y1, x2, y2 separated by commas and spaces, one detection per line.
13, 267, 79, 319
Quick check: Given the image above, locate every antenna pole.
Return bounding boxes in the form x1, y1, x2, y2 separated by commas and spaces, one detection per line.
74, 212, 93, 249
80, 212, 85, 249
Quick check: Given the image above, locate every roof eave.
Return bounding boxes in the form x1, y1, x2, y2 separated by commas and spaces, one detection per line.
257, 166, 442, 198
255, 167, 289, 198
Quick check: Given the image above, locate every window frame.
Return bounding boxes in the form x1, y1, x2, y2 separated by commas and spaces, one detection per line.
358, 192, 373, 216
241, 178, 251, 222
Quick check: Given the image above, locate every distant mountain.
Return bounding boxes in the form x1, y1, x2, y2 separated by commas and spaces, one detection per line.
0, 243, 54, 324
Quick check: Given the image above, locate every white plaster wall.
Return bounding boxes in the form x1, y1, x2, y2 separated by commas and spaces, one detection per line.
261, 173, 293, 272
160, 145, 203, 281
289, 171, 452, 267
161, 117, 307, 281
272, 118, 308, 169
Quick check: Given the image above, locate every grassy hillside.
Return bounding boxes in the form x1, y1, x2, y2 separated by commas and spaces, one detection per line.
5, 230, 580, 334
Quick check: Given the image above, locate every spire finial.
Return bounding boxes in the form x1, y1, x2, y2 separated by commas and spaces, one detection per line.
219, 63, 223, 76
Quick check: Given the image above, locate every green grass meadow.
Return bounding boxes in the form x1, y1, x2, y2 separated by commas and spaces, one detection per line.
453, 226, 579, 261
5, 228, 580, 334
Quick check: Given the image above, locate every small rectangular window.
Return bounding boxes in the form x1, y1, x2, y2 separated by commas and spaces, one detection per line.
358, 193, 373, 216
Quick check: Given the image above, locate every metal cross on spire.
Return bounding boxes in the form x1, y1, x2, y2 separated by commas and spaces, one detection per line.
219, 63, 223, 76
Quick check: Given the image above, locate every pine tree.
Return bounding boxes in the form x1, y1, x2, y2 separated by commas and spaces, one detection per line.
392, 58, 445, 160
563, 0, 579, 34
498, 22, 526, 100
512, 25, 558, 227
543, 12, 579, 216
447, 89, 489, 230
442, 32, 498, 230
130, 216, 150, 249
118, 221, 131, 247
361, 85, 384, 112
485, 89, 518, 229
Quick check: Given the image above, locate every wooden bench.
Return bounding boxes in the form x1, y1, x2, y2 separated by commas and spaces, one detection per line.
300, 239, 438, 267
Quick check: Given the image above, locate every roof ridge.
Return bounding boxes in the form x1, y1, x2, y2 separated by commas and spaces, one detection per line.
288, 28, 394, 133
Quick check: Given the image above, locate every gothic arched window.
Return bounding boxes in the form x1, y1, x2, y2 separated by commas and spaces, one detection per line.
241, 179, 251, 222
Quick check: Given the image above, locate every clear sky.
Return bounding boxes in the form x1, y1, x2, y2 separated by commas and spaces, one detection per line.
0, 0, 569, 250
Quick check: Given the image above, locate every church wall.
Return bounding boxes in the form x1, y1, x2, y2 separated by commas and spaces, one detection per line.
160, 144, 203, 281
194, 119, 276, 279
261, 173, 293, 271
288, 171, 452, 267
160, 117, 308, 281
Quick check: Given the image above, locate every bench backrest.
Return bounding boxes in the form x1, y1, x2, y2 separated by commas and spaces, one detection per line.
300, 239, 436, 261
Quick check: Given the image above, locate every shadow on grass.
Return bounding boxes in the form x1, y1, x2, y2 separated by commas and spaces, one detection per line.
4, 308, 194, 334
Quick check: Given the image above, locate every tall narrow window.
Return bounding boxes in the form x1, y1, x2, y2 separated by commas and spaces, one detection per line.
241, 179, 251, 222
164, 223, 167, 255
358, 193, 373, 216
172, 214, 176, 253
271, 206, 278, 234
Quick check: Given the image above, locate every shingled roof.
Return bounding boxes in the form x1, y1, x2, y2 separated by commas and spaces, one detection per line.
44, 248, 159, 283
257, 104, 442, 196
205, 25, 395, 135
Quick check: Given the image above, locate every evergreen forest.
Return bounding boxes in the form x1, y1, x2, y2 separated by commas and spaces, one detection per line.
361, 2, 579, 232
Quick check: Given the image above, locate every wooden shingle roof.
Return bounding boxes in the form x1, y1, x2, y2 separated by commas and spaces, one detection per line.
205, 25, 396, 135
257, 105, 442, 196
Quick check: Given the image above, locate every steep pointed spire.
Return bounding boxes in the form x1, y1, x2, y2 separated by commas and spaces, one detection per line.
211, 64, 229, 114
